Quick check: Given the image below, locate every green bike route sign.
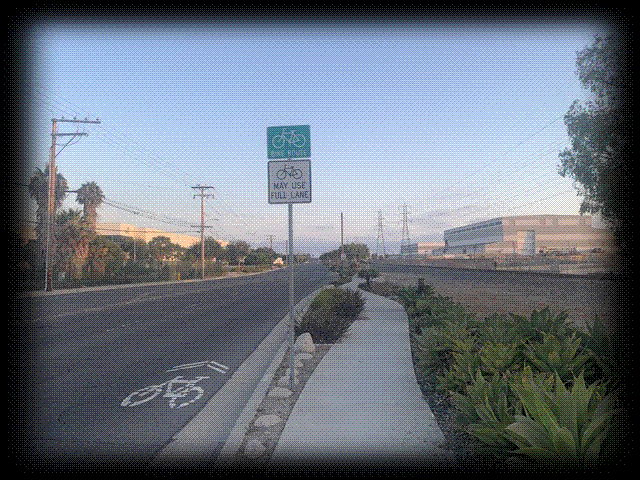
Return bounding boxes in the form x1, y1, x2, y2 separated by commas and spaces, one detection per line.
267, 125, 310, 159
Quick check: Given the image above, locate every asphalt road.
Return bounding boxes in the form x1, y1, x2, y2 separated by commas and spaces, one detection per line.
13, 262, 336, 465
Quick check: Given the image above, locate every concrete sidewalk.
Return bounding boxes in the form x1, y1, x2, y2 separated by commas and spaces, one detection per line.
269, 277, 453, 465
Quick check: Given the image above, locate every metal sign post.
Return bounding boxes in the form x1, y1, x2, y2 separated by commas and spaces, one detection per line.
288, 201, 295, 389
267, 125, 311, 390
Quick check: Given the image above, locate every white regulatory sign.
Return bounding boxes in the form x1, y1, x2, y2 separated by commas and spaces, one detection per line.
268, 159, 311, 204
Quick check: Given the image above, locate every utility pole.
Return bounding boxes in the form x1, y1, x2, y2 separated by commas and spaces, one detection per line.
191, 186, 215, 279
45, 116, 100, 292
267, 234, 275, 251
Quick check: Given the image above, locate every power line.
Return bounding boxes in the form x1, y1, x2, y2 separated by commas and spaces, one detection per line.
102, 199, 193, 228
33, 88, 197, 188
415, 137, 571, 218
32, 90, 262, 241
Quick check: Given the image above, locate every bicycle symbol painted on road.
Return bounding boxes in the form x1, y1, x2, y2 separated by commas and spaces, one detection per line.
276, 165, 303, 180
121, 376, 210, 409
271, 128, 306, 149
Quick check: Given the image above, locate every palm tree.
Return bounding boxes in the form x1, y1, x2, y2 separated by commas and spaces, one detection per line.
76, 181, 104, 232
28, 165, 68, 246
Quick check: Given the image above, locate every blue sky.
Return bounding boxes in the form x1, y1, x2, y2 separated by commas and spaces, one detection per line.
22, 20, 606, 256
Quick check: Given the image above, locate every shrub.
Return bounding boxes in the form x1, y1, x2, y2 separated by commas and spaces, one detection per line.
297, 287, 365, 343
308, 287, 364, 318
391, 271, 623, 466
357, 268, 380, 279
479, 313, 526, 345
296, 307, 355, 344
158, 265, 172, 280
577, 315, 623, 388
204, 260, 223, 277
411, 327, 452, 376
436, 337, 481, 393
479, 342, 523, 376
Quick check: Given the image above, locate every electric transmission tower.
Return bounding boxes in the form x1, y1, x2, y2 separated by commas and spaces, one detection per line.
376, 210, 387, 258
399, 203, 411, 256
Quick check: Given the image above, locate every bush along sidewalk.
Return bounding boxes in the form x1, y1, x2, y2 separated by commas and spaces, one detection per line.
380, 281, 625, 469
357, 267, 380, 289
295, 287, 365, 344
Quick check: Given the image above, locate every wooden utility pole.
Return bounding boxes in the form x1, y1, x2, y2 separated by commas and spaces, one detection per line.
45, 116, 100, 291
191, 186, 215, 279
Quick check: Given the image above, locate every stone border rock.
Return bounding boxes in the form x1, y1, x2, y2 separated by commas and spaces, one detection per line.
217, 342, 332, 465
215, 284, 334, 464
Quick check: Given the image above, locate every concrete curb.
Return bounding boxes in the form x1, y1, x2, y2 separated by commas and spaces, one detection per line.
214, 282, 335, 464
214, 282, 334, 464
214, 341, 289, 464
151, 281, 334, 465
19, 266, 289, 298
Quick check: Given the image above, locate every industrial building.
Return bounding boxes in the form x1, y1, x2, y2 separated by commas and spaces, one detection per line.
399, 242, 444, 256
425, 214, 617, 257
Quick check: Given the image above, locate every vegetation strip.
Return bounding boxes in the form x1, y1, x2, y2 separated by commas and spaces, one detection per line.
360, 279, 624, 470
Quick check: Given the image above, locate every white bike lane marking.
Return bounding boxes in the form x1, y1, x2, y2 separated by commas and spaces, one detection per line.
120, 360, 229, 408
121, 376, 210, 409
166, 360, 229, 374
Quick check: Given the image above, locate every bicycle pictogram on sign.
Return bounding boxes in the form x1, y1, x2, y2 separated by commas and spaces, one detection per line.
271, 128, 306, 149
276, 165, 303, 180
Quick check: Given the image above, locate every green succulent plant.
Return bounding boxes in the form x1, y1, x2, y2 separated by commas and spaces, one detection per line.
524, 332, 594, 383
448, 370, 516, 448
509, 307, 575, 343
506, 367, 619, 466
479, 313, 524, 345
576, 315, 622, 388
479, 342, 523, 375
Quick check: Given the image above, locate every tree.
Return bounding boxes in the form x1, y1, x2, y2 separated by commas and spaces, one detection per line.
87, 236, 126, 278
244, 248, 277, 266
345, 242, 370, 261
55, 208, 93, 279
28, 165, 68, 245
558, 34, 630, 248
225, 240, 251, 265
76, 181, 105, 232
148, 236, 178, 268
245, 247, 278, 265
184, 237, 224, 262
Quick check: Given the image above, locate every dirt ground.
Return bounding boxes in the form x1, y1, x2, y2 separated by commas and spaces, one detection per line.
374, 272, 622, 334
